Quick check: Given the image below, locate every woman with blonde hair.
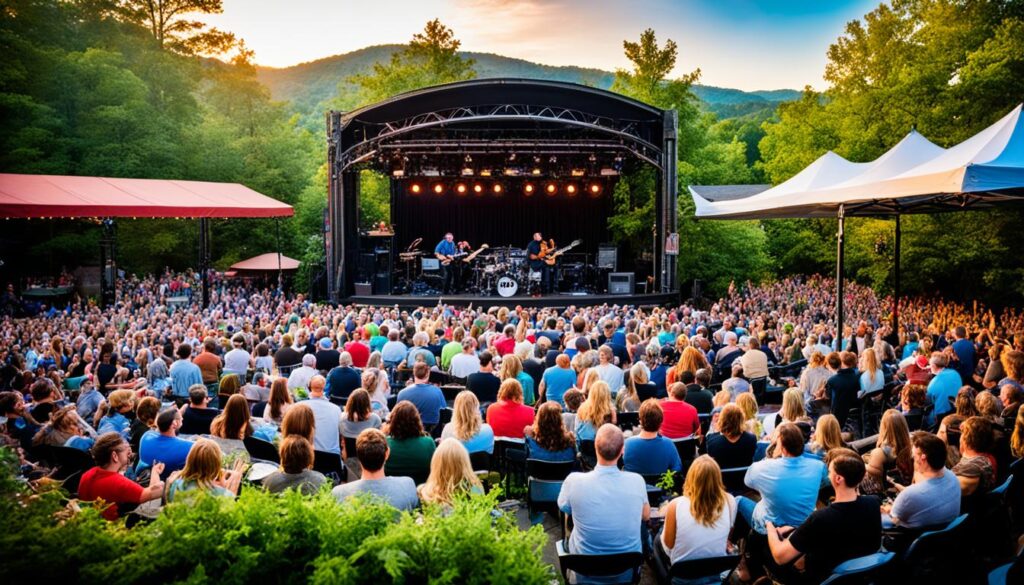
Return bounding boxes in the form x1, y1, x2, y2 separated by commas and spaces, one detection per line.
576, 366, 601, 397
805, 414, 846, 460
1010, 406, 1024, 459
575, 380, 616, 444
975, 391, 1002, 423
766, 388, 811, 440
165, 437, 245, 503
418, 439, 484, 508
95, 389, 136, 438
498, 354, 534, 405
858, 348, 884, 399
734, 392, 762, 437
441, 390, 494, 454
798, 351, 830, 404
617, 363, 648, 413
263, 377, 293, 425
660, 455, 736, 564
360, 367, 390, 419
862, 409, 913, 494
280, 403, 316, 443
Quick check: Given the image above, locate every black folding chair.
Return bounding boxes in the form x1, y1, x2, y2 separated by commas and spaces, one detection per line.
431, 407, 453, 439
616, 411, 639, 432
526, 458, 575, 528
578, 439, 597, 470
244, 435, 281, 464
820, 552, 896, 585
49, 446, 95, 496
313, 450, 347, 486
668, 554, 740, 584
493, 437, 527, 494
469, 450, 491, 474
555, 541, 643, 584
901, 514, 974, 582
343, 436, 358, 461
719, 466, 750, 495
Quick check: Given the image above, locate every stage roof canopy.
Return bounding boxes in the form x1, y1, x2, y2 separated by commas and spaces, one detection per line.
0, 174, 293, 219
689, 103, 1024, 219
334, 78, 670, 175
230, 253, 300, 272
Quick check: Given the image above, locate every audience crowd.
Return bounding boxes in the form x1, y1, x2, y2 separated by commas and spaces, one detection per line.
2, 271, 1024, 583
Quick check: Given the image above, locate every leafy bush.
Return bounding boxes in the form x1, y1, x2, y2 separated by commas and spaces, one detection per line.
0, 449, 551, 584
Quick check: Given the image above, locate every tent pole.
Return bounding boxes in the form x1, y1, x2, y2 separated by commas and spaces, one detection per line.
275, 218, 283, 291
199, 217, 210, 309
835, 205, 845, 351
892, 214, 901, 339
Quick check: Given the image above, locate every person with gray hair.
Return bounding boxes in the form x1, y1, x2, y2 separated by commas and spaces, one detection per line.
326, 351, 361, 400
404, 331, 436, 367
287, 353, 319, 391
557, 423, 650, 581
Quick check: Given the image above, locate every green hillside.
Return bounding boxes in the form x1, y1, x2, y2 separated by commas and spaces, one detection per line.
256, 45, 799, 124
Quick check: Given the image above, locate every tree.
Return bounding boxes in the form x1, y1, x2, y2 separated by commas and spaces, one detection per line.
757, 0, 1024, 302
116, 0, 236, 55
348, 19, 475, 106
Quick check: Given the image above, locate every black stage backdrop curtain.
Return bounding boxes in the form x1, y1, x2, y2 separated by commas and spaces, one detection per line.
389, 181, 613, 257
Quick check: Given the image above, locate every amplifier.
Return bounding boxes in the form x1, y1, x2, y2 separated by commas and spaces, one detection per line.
354, 282, 372, 295
597, 245, 617, 270
608, 272, 634, 295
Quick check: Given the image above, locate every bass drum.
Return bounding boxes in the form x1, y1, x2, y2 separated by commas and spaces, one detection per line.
496, 275, 519, 297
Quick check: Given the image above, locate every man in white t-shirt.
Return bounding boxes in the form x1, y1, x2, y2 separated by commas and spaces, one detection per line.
223, 334, 251, 379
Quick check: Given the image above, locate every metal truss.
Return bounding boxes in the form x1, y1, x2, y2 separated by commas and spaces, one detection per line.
335, 103, 663, 172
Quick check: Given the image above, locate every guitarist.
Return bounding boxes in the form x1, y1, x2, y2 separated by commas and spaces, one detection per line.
526, 232, 555, 295
434, 232, 459, 294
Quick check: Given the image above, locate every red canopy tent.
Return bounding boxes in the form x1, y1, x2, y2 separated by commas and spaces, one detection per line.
0, 173, 294, 306
0, 174, 293, 218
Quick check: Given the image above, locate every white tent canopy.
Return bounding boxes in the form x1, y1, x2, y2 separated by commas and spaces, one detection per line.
690, 104, 1024, 219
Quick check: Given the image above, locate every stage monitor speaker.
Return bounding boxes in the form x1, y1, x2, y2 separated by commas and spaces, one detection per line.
608, 272, 634, 295
373, 272, 391, 295
354, 282, 372, 296
421, 258, 440, 272
597, 245, 617, 270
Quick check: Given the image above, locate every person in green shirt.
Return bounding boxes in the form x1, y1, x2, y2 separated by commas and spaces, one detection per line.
441, 327, 466, 371
384, 402, 436, 484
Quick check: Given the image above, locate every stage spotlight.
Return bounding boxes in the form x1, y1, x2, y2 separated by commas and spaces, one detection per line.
455, 183, 468, 195
409, 183, 422, 195
493, 183, 503, 194
566, 184, 577, 195
545, 183, 557, 195
588, 183, 603, 197
433, 183, 445, 195
531, 167, 542, 175
523, 183, 536, 195
473, 183, 484, 194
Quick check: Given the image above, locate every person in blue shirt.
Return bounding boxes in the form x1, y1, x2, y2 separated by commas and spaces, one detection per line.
540, 354, 576, 406
737, 422, 827, 536
169, 344, 203, 401
75, 379, 104, 423
138, 408, 194, 479
950, 326, 976, 384
395, 363, 446, 428
925, 352, 963, 428
380, 330, 407, 367
96, 389, 136, 439
623, 400, 681, 476
558, 424, 649, 584
434, 232, 458, 294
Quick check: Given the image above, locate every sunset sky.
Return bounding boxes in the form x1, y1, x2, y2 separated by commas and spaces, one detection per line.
205, 0, 880, 91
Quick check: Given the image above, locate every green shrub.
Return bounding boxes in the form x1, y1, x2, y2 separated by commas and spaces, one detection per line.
0, 449, 551, 584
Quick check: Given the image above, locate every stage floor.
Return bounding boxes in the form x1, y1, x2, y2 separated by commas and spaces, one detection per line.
344, 291, 679, 309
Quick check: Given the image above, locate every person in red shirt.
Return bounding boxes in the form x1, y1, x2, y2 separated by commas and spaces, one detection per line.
78, 432, 165, 521
344, 331, 370, 368
486, 379, 536, 439
492, 325, 517, 357
660, 382, 701, 439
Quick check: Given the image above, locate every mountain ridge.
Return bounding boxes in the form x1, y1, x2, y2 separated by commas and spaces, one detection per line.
255, 44, 801, 122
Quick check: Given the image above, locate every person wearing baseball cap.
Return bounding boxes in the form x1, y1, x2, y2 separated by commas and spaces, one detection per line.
315, 336, 340, 372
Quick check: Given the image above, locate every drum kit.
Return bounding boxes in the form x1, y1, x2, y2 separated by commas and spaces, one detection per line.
393, 239, 600, 296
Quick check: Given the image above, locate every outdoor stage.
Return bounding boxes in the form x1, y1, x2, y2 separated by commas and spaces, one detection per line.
323, 78, 680, 305
347, 291, 679, 309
